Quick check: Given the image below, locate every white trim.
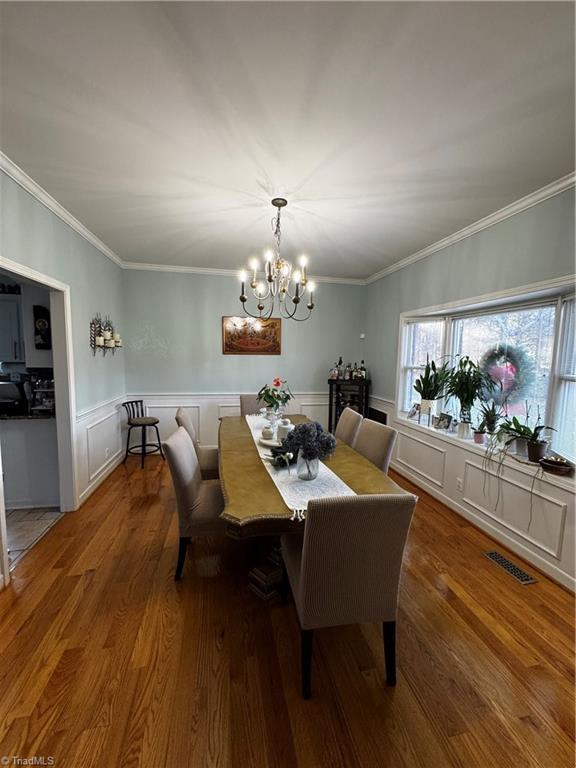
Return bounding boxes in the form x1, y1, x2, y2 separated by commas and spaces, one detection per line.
76, 394, 124, 421
366, 173, 576, 284
0, 153, 123, 268
3, 152, 573, 287
121, 261, 364, 285
395, 431, 446, 488
391, 460, 575, 592
0, 256, 79, 512
462, 460, 567, 560
399, 275, 575, 320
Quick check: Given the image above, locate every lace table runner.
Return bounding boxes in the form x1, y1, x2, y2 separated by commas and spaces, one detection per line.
244, 415, 355, 516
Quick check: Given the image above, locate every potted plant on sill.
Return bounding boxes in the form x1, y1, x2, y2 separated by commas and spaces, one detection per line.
477, 397, 506, 436
473, 426, 487, 445
413, 356, 450, 425
497, 413, 556, 463
446, 356, 496, 440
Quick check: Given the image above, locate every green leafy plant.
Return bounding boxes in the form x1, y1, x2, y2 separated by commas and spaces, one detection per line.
257, 377, 293, 409
477, 396, 506, 434
497, 417, 555, 446
413, 356, 450, 400
446, 356, 496, 421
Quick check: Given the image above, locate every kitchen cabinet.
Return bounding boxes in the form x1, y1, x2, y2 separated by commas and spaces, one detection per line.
0, 296, 24, 363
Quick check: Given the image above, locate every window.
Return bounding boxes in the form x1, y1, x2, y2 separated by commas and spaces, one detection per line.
401, 320, 445, 411
399, 290, 575, 461
452, 304, 556, 424
552, 297, 575, 462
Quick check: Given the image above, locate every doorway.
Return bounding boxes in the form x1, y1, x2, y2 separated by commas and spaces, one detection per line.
0, 257, 76, 586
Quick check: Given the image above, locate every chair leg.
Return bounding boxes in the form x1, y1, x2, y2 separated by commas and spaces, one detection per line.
383, 621, 396, 686
175, 537, 190, 580
123, 426, 133, 463
154, 424, 165, 460
141, 425, 146, 469
301, 629, 314, 699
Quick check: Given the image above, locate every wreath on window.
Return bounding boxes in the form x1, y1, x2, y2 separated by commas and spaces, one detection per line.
479, 344, 534, 405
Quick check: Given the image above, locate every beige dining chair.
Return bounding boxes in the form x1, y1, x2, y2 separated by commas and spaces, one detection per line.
281, 493, 417, 698
334, 407, 363, 445
353, 418, 398, 474
175, 407, 219, 479
240, 394, 262, 416
163, 427, 226, 580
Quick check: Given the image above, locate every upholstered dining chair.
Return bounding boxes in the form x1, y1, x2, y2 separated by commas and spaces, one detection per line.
281, 493, 417, 698
175, 407, 219, 480
122, 400, 164, 469
239, 394, 262, 417
334, 406, 363, 446
353, 419, 398, 474
163, 427, 226, 580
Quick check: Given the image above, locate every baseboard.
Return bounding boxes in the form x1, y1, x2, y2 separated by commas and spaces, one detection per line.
5, 497, 60, 510
391, 460, 575, 593
78, 450, 124, 507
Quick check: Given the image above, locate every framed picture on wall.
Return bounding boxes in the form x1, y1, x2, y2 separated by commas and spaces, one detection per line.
222, 316, 281, 355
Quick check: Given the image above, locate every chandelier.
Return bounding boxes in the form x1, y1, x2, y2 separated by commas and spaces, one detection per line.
238, 198, 316, 321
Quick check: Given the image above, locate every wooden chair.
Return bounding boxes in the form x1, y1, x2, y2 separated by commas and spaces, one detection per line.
122, 400, 164, 469
334, 406, 363, 446
281, 493, 417, 698
175, 407, 219, 480
163, 427, 226, 580
353, 418, 398, 474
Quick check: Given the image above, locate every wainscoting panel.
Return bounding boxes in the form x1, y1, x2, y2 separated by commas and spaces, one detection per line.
76, 396, 125, 505
463, 461, 567, 559
370, 398, 575, 590
395, 430, 446, 488
86, 410, 122, 482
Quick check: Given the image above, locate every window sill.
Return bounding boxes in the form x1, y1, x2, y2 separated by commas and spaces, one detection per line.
394, 415, 575, 492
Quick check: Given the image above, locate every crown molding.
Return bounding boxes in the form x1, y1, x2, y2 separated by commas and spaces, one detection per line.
2, 151, 573, 288
121, 260, 366, 285
366, 171, 576, 284
0, 152, 124, 268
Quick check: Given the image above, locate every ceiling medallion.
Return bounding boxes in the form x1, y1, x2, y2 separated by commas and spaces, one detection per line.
238, 198, 315, 322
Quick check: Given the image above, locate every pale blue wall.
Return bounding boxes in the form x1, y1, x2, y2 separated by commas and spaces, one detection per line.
122, 270, 366, 393
365, 188, 575, 399
0, 172, 126, 412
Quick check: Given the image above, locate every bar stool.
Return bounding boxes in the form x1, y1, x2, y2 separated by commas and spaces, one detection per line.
122, 400, 165, 468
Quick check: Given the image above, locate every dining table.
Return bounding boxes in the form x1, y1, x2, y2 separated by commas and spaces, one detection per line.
218, 414, 407, 539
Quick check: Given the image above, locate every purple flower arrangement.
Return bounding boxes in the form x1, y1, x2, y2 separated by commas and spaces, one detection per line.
281, 422, 336, 462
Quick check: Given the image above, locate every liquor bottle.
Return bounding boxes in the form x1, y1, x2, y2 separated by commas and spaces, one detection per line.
344, 363, 352, 381
360, 360, 366, 379
352, 363, 359, 380
328, 362, 339, 380
337, 356, 344, 378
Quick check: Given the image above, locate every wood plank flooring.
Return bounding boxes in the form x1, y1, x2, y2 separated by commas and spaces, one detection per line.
0, 459, 573, 768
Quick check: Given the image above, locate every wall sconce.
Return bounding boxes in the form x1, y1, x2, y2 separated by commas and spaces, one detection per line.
90, 314, 123, 356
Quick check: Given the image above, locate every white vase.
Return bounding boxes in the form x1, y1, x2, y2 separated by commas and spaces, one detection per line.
457, 422, 471, 440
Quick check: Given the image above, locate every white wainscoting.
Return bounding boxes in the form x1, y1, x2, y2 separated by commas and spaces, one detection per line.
130, 392, 329, 446
75, 396, 125, 505
370, 397, 575, 591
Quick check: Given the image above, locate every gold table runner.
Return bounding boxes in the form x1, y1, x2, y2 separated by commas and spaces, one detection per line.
219, 415, 406, 531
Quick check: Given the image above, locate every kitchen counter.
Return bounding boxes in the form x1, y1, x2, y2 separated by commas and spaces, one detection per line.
0, 414, 55, 420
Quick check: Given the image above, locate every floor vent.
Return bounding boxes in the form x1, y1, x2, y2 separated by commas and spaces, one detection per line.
484, 551, 537, 585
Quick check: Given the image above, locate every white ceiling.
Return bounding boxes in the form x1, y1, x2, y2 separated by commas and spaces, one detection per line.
0, 2, 574, 280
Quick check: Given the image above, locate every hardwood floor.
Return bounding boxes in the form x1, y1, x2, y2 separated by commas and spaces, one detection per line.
0, 460, 573, 767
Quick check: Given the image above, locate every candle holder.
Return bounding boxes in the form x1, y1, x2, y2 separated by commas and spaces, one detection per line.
90, 314, 123, 356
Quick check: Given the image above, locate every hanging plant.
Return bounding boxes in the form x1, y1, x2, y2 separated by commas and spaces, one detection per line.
479, 344, 535, 405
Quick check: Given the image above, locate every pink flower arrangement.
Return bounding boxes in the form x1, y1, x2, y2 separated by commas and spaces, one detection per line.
257, 378, 293, 409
